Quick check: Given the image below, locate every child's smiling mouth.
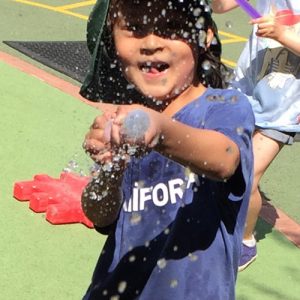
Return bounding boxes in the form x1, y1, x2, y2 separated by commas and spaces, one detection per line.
139, 61, 170, 75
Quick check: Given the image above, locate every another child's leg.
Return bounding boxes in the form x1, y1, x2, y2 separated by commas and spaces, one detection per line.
239, 131, 283, 271
244, 131, 284, 240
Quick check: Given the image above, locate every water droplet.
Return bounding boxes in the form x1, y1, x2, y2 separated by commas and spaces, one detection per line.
225, 21, 233, 28
89, 191, 98, 201
198, 30, 207, 48
130, 213, 142, 225
193, 8, 202, 17
236, 127, 244, 135
188, 253, 198, 261
195, 17, 205, 29
135, 180, 145, 188
170, 279, 178, 288
226, 146, 234, 154
118, 281, 127, 293
231, 95, 238, 103
201, 60, 211, 71
129, 255, 136, 262
183, 31, 189, 38
157, 258, 167, 269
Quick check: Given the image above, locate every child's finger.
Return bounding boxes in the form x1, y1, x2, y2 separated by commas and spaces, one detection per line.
145, 130, 161, 148
249, 17, 263, 25
110, 106, 129, 144
83, 138, 107, 155
90, 151, 113, 164
110, 119, 123, 145
83, 131, 105, 151
91, 112, 114, 130
103, 119, 113, 142
250, 14, 273, 24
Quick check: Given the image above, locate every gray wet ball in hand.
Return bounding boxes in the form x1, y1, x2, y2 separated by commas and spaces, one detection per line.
122, 109, 150, 141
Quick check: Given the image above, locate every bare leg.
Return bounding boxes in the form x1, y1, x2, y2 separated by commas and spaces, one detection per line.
243, 131, 283, 240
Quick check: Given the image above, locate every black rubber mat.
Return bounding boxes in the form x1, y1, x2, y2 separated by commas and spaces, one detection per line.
3, 41, 90, 83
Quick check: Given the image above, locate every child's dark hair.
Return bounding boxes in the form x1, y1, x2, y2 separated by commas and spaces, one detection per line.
80, 0, 229, 103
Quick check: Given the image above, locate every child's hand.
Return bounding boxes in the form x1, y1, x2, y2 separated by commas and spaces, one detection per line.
83, 111, 116, 164
251, 15, 285, 42
83, 105, 163, 164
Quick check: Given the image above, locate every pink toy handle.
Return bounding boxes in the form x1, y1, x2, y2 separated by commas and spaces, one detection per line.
236, 0, 261, 19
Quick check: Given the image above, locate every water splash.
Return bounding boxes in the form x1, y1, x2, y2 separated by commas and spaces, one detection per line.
89, 110, 151, 202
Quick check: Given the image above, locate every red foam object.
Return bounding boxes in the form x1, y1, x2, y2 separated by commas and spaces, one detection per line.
13, 172, 93, 228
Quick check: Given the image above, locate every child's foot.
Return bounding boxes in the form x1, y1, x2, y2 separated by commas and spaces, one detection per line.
238, 242, 257, 272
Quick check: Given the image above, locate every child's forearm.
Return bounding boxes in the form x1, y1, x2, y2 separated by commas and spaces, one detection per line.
277, 30, 300, 56
154, 117, 240, 181
81, 172, 124, 227
211, 0, 239, 13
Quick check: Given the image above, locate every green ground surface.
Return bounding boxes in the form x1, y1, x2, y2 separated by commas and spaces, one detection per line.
1, 1, 300, 299
0, 61, 103, 299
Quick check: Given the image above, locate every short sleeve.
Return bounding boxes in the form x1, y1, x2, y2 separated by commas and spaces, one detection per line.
204, 89, 255, 201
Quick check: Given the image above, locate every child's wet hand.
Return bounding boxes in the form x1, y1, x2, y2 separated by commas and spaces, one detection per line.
83, 112, 115, 163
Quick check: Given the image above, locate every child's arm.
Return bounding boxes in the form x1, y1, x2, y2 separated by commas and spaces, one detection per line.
110, 105, 241, 181
82, 111, 127, 227
210, 0, 239, 13
252, 16, 300, 55
153, 116, 240, 181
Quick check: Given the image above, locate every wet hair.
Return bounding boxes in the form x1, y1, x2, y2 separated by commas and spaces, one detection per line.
80, 0, 229, 103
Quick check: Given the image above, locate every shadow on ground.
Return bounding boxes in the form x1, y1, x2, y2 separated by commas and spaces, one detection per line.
255, 190, 279, 242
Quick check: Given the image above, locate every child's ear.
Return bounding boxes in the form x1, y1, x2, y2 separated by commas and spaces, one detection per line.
205, 28, 214, 49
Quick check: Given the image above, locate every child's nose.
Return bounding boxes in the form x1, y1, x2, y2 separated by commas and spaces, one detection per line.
140, 34, 164, 55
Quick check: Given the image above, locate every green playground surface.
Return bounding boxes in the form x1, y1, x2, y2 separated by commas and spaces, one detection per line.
0, 1, 300, 299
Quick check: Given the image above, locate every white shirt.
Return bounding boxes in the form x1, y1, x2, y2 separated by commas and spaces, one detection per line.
233, 0, 300, 131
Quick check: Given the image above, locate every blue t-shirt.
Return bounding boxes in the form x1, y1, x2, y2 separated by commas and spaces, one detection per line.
83, 88, 254, 300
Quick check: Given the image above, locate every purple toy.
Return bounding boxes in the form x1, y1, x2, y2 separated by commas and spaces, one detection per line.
236, 0, 261, 19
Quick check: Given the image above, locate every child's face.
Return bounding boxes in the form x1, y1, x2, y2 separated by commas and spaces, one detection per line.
112, 1, 203, 102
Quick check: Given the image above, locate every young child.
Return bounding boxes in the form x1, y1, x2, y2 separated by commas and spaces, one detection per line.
212, 0, 300, 271
81, 0, 254, 299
